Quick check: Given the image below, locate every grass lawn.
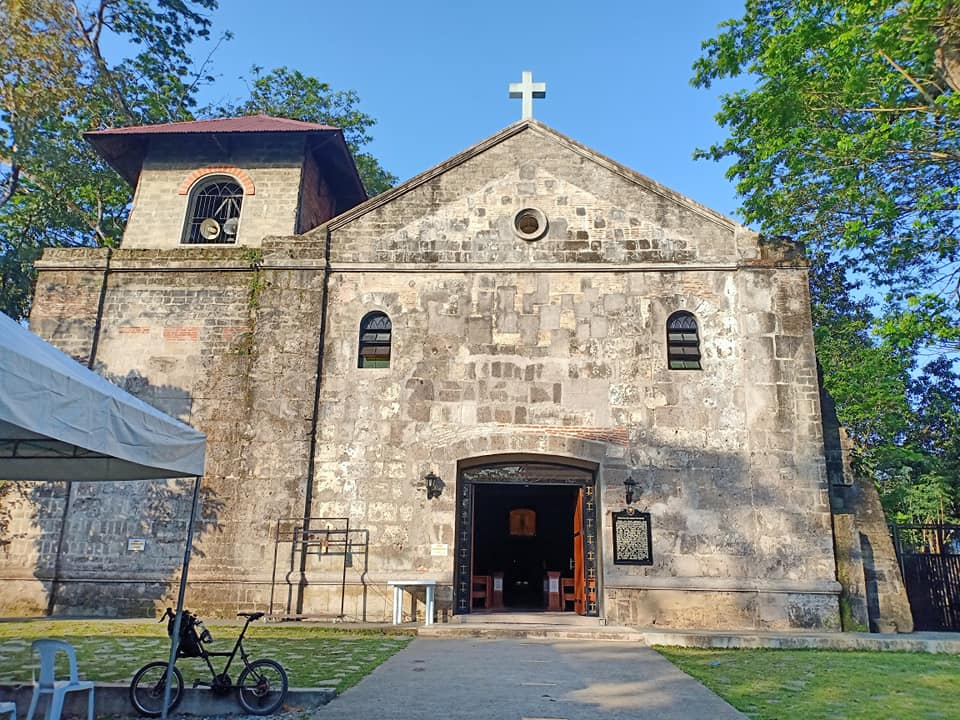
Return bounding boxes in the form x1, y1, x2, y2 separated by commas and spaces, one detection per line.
656, 646, 960, 720
0, 620, 413, 693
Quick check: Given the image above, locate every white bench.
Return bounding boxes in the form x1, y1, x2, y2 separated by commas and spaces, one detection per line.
386, 580, 436, 626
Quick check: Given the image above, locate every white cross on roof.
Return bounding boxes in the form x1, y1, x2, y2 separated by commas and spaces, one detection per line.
509, 71, 547, 120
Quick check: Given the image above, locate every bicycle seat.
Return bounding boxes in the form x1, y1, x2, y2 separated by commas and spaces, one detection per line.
237, 611, 265, 621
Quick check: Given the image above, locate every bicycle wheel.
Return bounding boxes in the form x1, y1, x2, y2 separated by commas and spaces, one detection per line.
129, 661, 184, 718
236, 658, 288, 715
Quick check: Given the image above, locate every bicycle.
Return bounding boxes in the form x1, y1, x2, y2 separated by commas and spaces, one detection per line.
129, 609, 288, 717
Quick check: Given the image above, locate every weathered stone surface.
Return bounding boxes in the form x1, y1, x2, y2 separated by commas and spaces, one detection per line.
822, 386, 914, 632
0, 120, 847, 630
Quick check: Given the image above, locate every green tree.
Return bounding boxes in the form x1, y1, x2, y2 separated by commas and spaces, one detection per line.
811, 256, 914, 447
811, 255, 959, 522
1, 0, 222, 321
0, 2, 394, 322
693, 0, 960, 352
218, 67, 397, 196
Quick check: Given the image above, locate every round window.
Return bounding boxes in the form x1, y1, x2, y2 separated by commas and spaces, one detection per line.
513, 208, 548, 241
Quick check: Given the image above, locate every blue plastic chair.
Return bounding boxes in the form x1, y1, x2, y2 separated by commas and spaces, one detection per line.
25, 640, 94, 720
0, 701, 16, 720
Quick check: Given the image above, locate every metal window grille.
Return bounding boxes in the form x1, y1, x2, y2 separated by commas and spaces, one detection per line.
358, 312, 391, 368
183, 180, 243, 244
666, 312, 702, 370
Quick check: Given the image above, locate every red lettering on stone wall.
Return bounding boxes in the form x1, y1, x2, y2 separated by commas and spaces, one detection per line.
162, 326, 199, 341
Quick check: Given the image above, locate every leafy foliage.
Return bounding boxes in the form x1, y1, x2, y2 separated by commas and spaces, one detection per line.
0, 2, 393, 322
693, 0, 960, 352
218, 67, 397, 196
695, 1, 960, 522
811, 257, 959, 522
879, 356, 960, 522
0, 0, 220, 320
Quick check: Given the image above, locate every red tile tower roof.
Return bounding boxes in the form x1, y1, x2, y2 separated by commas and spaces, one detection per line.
84, 115, 364, 203
85, 114, 340, 137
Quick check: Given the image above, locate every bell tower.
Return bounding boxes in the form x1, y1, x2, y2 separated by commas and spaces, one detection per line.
85, 115, 367, 248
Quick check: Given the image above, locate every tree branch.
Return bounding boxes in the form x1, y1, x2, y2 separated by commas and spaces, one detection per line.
879, 50, 938, 105
173, 30, 229, 119
70, 0, 138, 122
0, 164, 20, 207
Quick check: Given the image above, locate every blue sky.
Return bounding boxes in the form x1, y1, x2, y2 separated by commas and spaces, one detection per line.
197, 1, 748, 217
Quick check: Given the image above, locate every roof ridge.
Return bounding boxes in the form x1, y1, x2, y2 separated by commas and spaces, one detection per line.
85, 115, 340, 136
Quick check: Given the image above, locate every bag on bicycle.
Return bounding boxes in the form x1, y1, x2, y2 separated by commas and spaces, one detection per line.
164, 608, 210, 658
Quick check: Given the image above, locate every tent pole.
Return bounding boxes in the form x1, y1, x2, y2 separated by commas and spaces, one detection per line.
161, 475, 202, 720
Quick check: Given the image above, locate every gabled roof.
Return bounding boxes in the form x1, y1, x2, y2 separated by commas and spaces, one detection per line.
84, 115, 364, 202
323, 119, 740, 234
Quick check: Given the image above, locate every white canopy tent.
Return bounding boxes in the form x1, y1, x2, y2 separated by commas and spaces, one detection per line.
0, 311, 205, 719
0, 311, 205, 481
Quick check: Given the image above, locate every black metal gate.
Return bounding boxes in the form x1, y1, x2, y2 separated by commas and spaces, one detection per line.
454, 461, 599, 617
891, 524, 960, 631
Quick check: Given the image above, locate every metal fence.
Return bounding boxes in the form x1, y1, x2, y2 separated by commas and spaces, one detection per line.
891, 524, 960, 632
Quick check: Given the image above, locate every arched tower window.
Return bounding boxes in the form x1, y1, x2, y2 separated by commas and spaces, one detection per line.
666, 311, 702, 370
358, 312, 392, 368
183, 176, 243, 244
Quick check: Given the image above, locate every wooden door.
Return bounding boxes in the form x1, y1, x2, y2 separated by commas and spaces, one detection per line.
573, 487, 586, 614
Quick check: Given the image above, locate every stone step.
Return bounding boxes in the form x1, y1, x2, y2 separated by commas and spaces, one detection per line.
420, 624, 960, 653
637, 628, 960, 653
452, 610, 602, 626
419, 623, 645, 642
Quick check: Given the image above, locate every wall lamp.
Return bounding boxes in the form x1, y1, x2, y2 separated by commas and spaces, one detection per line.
624, 474, 639, 505
425, 471, 444, 500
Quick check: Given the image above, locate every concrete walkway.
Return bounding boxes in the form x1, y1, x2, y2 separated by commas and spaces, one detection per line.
311, 637, 746, 720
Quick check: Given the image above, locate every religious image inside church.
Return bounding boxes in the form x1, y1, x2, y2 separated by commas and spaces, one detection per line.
0, 75, 914, 633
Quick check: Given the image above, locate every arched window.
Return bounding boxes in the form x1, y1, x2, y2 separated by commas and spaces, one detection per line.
358, 312, 392, 368
183, 176, 243, 244
666, 311, 702, 370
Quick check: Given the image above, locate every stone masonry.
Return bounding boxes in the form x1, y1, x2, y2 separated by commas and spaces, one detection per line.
0, 119, 858, 629
123, 135, 310, 248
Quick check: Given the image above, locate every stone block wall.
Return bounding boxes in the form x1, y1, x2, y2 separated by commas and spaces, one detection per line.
306, 263, 838, 627
822, 387, 913, 632
122, 135, 308, 249
321, 125, 756, 267
310, 122, 840, 628
297, 153, 336, 233
0, 246, 316, 615
29, 247, 111, 363
1, 121, 844, 629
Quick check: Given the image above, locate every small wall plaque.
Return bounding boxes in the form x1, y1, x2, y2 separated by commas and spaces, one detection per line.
127, 538, 146, 552
430, 543, 449, 557
612, 510, 652, 565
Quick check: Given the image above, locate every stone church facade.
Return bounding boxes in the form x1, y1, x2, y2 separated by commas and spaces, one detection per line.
1, 115, 912, 630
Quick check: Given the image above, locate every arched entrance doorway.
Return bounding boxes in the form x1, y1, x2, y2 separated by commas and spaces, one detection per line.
454, 459, 599, 617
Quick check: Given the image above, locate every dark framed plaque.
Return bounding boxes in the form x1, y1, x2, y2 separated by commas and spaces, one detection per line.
613, 509, 652, 565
